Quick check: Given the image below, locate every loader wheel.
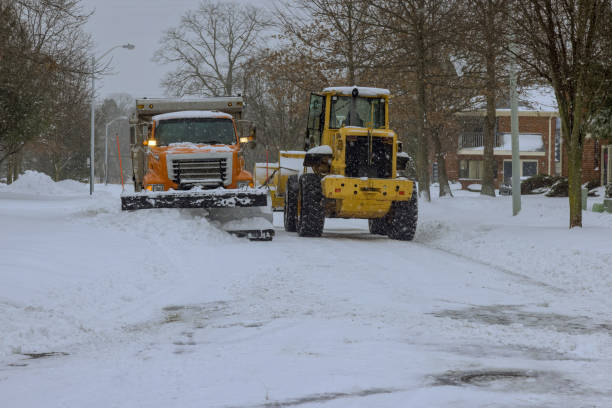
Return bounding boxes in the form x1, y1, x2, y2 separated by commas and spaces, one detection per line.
297, 173, 325, 237
387, 194, 418, 241
368, 217, 389, 235
284, 175, 299, 232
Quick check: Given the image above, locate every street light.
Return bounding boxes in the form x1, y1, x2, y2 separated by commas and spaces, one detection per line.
105, 116, 128, 185
90, 43, 135, 195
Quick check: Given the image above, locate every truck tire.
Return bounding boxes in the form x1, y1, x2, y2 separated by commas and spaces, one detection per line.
387, 193, 418, 241
297, 173, 325, 237
284, 175, 299, 232
368, 218, 389, 235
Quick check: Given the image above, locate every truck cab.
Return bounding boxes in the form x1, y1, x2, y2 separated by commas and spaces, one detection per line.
129, 97, 254, 193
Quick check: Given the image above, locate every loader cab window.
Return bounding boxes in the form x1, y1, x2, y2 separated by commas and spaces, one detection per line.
154, 118, 236, 145
306, 93, 325, 147
330, 96, 385, 129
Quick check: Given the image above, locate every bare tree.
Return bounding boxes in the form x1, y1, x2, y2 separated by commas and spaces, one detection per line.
454, 0, 510, 197
513, 0, 612, 228
368, 0, 459, 201
277, 0, 384, 85
0, 0, 91, 182
154, 0, 271, 97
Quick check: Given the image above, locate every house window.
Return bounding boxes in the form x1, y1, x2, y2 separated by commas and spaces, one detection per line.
503, 159, 539, 182
459, 159, 483, 179
460, 159, 497, 179
522, 161, 538, 177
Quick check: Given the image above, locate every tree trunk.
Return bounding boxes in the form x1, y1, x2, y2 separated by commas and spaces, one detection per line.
480, 2, 496, 197
567, 124, 583, 228
13, 150, 22, 181
6, 155, 13, 185
432, 128, 453, 197
415, 27, 430, 202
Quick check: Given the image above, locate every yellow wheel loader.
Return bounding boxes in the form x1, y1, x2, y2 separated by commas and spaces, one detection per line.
283, 86, 417, 240
121, 97, 274, 241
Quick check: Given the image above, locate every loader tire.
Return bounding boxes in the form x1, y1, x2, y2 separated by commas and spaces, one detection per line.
284, 174, 299, 232
297, 173, 324, 237
387, 194, 418, 241
368, 218, 389, 235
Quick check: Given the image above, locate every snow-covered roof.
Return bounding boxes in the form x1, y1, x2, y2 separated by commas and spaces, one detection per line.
462, 133, 544, 152
153, 110, 233, 121
465, 87, 558, 113
322, 86, 390, 97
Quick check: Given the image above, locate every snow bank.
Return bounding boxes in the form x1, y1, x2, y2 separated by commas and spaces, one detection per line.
0, 171, 85, 196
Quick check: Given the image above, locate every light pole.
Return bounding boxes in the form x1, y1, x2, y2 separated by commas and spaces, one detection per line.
90, 43, 135, 195
105, 116, 128, 185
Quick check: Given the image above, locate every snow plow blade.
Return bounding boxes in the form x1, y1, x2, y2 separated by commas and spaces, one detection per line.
121, 189, 275, 241
121, 189, 268, 210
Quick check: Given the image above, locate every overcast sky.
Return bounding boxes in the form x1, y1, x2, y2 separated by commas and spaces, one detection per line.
81, 0, 276, 100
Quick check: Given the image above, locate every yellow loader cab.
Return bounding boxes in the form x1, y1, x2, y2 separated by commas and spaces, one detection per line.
283, 86, 417, 240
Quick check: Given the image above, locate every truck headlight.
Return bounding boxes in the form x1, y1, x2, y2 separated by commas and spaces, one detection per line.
151, 184, 165, 192
237, 181, 250, 189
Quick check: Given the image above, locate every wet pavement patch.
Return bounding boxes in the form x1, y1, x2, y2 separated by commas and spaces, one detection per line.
448, 343, 591, 362
22, 352, 69, 359
162, 301, 228, 325
433, 369, 536, 387
223, 387, 399, 408
431, 369, 581, 395
432, 304, 612, 335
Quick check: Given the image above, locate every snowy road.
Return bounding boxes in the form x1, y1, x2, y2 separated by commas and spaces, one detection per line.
1, 174, 612, 407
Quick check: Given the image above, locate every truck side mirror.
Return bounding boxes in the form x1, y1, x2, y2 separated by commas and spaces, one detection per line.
238, 120, 256, 145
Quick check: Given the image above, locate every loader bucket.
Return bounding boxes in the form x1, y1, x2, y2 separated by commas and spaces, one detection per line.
120, 188, 275, 241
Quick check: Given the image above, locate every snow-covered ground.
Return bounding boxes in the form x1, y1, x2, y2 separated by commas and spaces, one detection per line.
1, 172, 611, 407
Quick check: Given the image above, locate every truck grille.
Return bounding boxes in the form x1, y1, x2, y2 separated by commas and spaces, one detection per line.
345, 136, 392, 178
167, 153, 232, 187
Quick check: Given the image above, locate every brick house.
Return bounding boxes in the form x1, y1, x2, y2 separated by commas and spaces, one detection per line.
443, 108, 602, 190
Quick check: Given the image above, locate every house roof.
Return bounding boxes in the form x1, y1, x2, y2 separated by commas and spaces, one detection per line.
459, 87, 558, 116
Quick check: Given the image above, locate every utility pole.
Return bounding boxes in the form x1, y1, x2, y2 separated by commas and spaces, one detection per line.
510, 43, 521, 215
90, 43, 135, 195
90, 55, 95, 195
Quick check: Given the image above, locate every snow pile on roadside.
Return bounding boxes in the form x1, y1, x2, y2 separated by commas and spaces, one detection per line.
0, 170, 86, 196
418, 187, 612, 314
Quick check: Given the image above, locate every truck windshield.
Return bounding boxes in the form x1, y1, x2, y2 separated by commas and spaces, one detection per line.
329, 96, 385, 129
155, 118, 236, 145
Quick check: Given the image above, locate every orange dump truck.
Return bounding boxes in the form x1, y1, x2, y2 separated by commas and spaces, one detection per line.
121, 97, 274, 241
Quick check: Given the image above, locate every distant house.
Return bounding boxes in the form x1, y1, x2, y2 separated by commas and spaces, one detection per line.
441, 89, 602, 189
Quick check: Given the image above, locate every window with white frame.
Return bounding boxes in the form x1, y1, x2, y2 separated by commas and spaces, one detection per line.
503, 159, 539, 182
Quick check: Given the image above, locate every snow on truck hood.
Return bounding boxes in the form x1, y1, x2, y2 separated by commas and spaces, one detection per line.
152, 110, 233, 121
165, 142, 234, 153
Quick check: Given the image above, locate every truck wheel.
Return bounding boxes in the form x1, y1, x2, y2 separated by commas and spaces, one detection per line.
387, 194, 418, 241
284, 175, 299, 232
297, 173, 324, 237
368, 218, 389, 235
